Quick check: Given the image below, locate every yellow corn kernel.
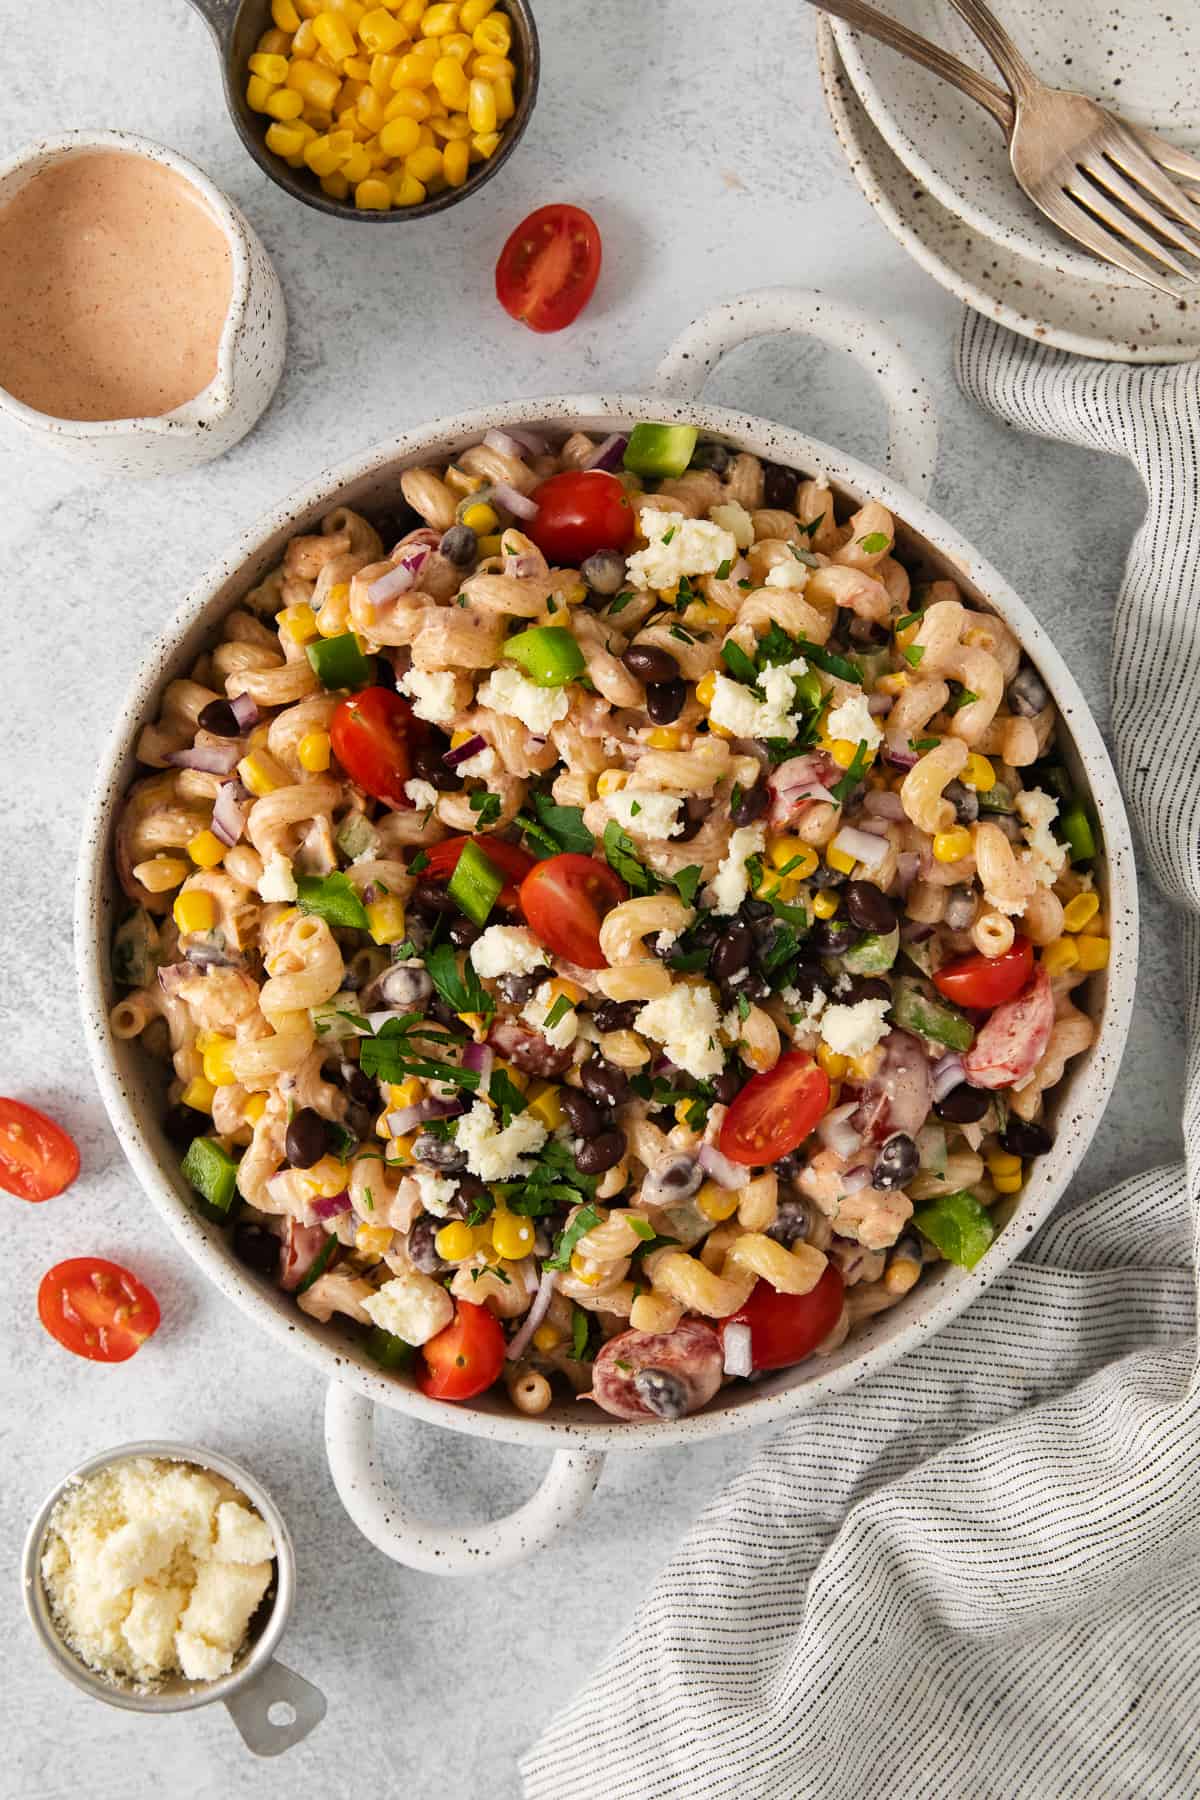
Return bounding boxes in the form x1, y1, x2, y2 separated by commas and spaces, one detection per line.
401, 151, 440, 193
697, 1180, 739, 1222
1062, 891, 1100, 933
991, 1171, 1023, 1194
847, 1049, 883, 1082
695, 671, 718, 711
812, 887, 840, 920
202, 1034, 238, 1087
249, 50, 291, 82
303, 1155, 350, 1199
287, 57, 342, 108
455, 499, 495, 536
472, 12, 510, 54
387, 83, 433, 118
545, 977, 586, 1009
493, 1058, 528, 1094
266, 119, 308, 157
181, 1076, 216, 1115
366, 895, 407, 943
388, 1133, 416, 1164
596, 770, 628, 798
356, 86, 385, 130
238, 750, 289, 797
646, 726, 682, 751
259, 27, 291, 54
315, 581, 351, 632
297, 729, 332, 773
370, 50, 402, 91
422, 0, 459, 28
933, 827, 973, 864
303, 131, 347, 175
775, 876, 805, 904
875, 670, 909, 696
187, 829, 227, 871
432, 54, 469, 106
379, 113, 422, 156
492, 1211, 535, 1260
829, 738, 868, 771
356, 1222, 395, 1256
273, 0, 302, 27
388, 170, 426, 207
399, 0, 426, 23
459, 0, 492, 26
962, 752, 996, 793
767, 837, 819, 880
173, 890, 216, 936
1074, 935, 1110, 972
321, 170, 351, 199
470, 129, 501, 159
476, 531, 503, 558
491, 71, 514, 120
569, 1249, 604, 1286
472, 50, 513, 78
293, 14, 318, 48
1041, 937, 1080, 976
313, 10, 358, 59
986, 1148, 1022, 1175
246, 74, 278, 111
438, 30, 471, 64
276, 601, 319, 643
532, 1322, 562, 1352
387, 1079, 423, 1111
243, 1092, 268, 1125
344, 54, 372, 79
265, 86, 306, 121
393, 48, 437, 85
133, 855, 189, 894
359, 5, 408, 49
817, 1043, 849, 1081
442, 137, 470, 184
825, 843, 856, 877
436, 1221, 476, 1262
355, 175, 391, 208
526, 1083, 565, 1131
465, 75, 497, 133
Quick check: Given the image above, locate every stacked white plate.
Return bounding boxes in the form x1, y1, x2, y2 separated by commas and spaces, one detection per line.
819, 0, 1200, 361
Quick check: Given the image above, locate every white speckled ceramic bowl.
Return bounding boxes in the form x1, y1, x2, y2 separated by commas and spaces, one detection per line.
0, 131, 286, 475
75, 289, 1136, 1574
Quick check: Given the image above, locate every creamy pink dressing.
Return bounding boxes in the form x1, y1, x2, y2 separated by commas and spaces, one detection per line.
0, 150, 232, 422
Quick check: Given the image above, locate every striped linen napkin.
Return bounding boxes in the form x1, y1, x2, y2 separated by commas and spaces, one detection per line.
522, 314, 1200, 1800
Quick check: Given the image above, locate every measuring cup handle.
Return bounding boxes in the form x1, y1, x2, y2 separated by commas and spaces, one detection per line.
652, 285, 938, 502
223, 1659, 327, 1757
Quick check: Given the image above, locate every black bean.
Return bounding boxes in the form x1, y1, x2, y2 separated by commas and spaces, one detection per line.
711, 921, 753, 983
810, 919, 857, 956
674, 797, 708, 843
837, 974, 891, 1007
439, 523, 477, 566
689, 440, 732, 473
197, 698, 243, 737
339, 1062, 378, 1108
448, 916, 480, 948
741, 898, 773, 922
713, 1066, 742, 1105
411, 879, 457, 917
561, 1088, 608, 1139
427, 995, 460, 1029
233, 1223, 280, 1277
581, 549, 627, 596
497, 967, 552, 1006
165, 1103, 210, 1148
767, 1197, 810, 1247
762, 461, 800, 509
774, 1149, 806, 1184
691, 915, 723, 945
372, 655, 398, 691
411, 744, 462, 791
592, 999, 639, 1034
720, 972, 769, 1011
1008, 663, 1049, 718
786, 960, 827, 1002
935, 1085, 989, 1124
411, 1131, 466, 1169
285, 1108, 330, 1169
623, 643, 680, 685
363, 962, 433, 1010
406, 1216, 446, 1274
1001, 1118, 1054, 1158
848, 615, 887, 645
575, 1128, 627, 1175
944, 779, 979, 826
580, 1055, 631, 1109
633, 1367, 689, 1419
874, 1132, 919, 1190
645, 678, 686, 725
451, 1174, 487, 1213
943, 884, 977, 931
844, 880, 897, 935
731, 780, 769, 827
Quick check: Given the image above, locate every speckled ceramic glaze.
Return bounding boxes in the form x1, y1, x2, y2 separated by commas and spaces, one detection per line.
0, 132, 286, 475
75, 289, 1136, 1573
818, 23, 1200, 363
830, 0, 1200, 288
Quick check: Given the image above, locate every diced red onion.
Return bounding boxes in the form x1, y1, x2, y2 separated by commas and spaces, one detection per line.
866, 691, 894, 716
864, 789, 906, 821
367, 561, 418, 604
817, 1101, 862, 1158
502, 552, 543, 580
492, 480, 539, 521
506, 1267, 558, 1362
311, 1190, 352, 1221
840, 1165, 873, 1195
386, 1096, 463, 1135
884, 735, 920, 771
831, 825, 890, 870
900, 917, 934, 944
698, 1143, 747, 1191
722, 1322, 753, 1379
184, 942, 245, 970
166, 742, 241, 775
484, 427, 529, 461
443, 733, 487, 768
462, 1041, 493, 1098
730, 736, 771, 770
504, 426, 549, 457
157, 962, 192, 997
731, 557, 752, 585
211, 779, 249, 848
229, 693, 260, 731
930, 1053, 966, 1103
584, 433, 628, 472
651, 1055, 677, 1078
895, 852, 921, 896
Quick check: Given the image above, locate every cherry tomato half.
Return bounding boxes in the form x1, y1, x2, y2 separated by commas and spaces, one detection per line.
330, 687, 427, 809
718, 1052, 831, 1167
518, 853, 628, 969
419, 1300, 506, 1401
0, 1098, 80, 1202
423, 835, 536, 911
933, 936, 1034, 1010
527, 470, 635, 567
38, 1257, 161, 1363
723, 1265, 845, 1372
495, 203, 602, 333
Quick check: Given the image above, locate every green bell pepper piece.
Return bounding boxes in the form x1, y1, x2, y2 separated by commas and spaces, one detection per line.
295, 870, 370, 931
503, 625, 585, 687
182, 1136, 240, 1215
623, 423, 698, 480
843, 924, 899, 975
447, 838, 504, 927
306, 632, 373, 690
890, 976, 975, 1052
366, 1326, 414, 1370
1058, 799, 1096, 863
112, 909, 162, 989
913, 1189, 996, 1270
976, 780, 1015, 814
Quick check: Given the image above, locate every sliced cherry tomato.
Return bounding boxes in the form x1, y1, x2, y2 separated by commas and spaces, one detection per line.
423, 835, 536, 911
38, 1257, 161, 1363
933, 936, 1034, 1010
718, 1052, 831, 1167
526, 470, 635, 567
330, 687, 427, 809
723, 1265, 845, 1372
495, 203, 602, 333
0, 1098, 80, 1202
419, 1300, 506, 1401
518, 853, 628, 969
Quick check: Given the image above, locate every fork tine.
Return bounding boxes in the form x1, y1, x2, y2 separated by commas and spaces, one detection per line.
1037, 184, 1181, 295
1063, 174, 1194, 280
1081, 156, 1200, 257
1100, 132, 1200, 235
1131, 124, 1200, 191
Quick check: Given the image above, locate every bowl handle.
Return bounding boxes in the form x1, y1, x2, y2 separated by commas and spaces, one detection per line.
323, 1381, 605, 1574
652, 286, 938, 501
223, 1659, 327, 1756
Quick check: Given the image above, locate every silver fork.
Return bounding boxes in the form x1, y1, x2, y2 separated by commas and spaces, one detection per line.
808, 0, 1200, 293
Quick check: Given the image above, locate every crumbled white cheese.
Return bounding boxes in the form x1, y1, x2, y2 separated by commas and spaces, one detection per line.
764, 561, 809, 589
656, 928, 681, 955
412, 1166, 460, 1219
707, 658, 809, 744
457, 745, 497, 779
469, 925, 547, 980
634, 982, 724, 1081
819, 997, 892, 1058
605, 788, 684, 841
362, 1270, 454, 1345
522, 988, 579, 1050
826, 692, 883, 751
626, 508, 738, 591
212, 1503, 275, 1567
1016, 787, 1068, 888
708, 823, 767, 916
398, 668, 458, 725
783, 986, 828, 1042
710, 501, 754, 549
177, 1560, 274, 1673
257, 853, 297, 903
403, 778, 440, 811
176, 1632, 233, 1683
477, 666, 570, 736
454, 1099, 547, 1180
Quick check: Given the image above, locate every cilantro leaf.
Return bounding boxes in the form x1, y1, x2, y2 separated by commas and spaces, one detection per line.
424, 943, 494, 1017
903, 644, 926, 669
946, 685, 980, 713
545, 1203, 603, 1271
721, 640, 759, 685
673, 866, 703, 908
830, 740, 871, 803
570, 1306, 590, 1360
543, 993, 574, 1030
608, 591, 634, 616
408, 850, 429, 875
532, 795, 593, 854
793, 638, 864, 685
603, 821, 658, 896
469, 790, 501, 828
910, 736, 940, 753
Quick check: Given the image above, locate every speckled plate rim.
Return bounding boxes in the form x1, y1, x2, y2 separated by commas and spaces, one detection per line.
75, 371, 1137, 1455
817, 23, 1200, 365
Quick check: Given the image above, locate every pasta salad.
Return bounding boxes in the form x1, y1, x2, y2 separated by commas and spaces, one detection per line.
110, 420, 1106, 1423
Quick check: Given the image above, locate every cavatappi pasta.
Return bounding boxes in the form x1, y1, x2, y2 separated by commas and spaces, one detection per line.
110, 423, 1106, 1423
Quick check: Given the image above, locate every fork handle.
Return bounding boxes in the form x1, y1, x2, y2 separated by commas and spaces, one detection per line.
943, 0, 1042, 104
805, 0, 1013, 129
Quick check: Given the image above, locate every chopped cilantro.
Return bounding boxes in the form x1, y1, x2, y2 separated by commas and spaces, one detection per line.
946, 686, 980, 713
903, 644, 926, 669
408, 850, 429, 875
425, 942, 494, 1017
830, 740, 871, 803
603, 821, 658, 895
661, 526, 677, 544
737, 992, 751, 1022
721, 640, 759, 685
910, 736, 940, 752
667, 945, 713, 973
673, 865, 703, 908
546, 595, 558, 614
472, 1262, 510, 1285
515, 795, 593, 860
543, 993, 574, 1031
570, 1306, 590, 1361
545, 1203, 603, 1271
793, 637, 864, 685
489, 1068, 529, 1126
894, 609, 924, 633
609, 591, 634, 615
669, 624, 694, 644
715, 558, 732, 580
469, 790, 501, 827
797, 511, 825, 538
737, 577, 752, 591
788, 541, 819, 568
